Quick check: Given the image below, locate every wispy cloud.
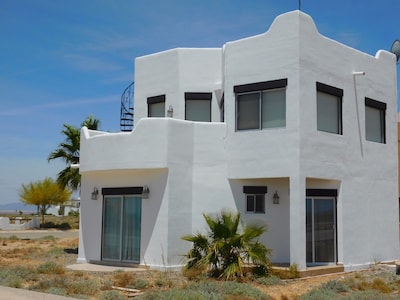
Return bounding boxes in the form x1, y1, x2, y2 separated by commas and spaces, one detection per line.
60, 53, 123, 73
0, 95, 119, 117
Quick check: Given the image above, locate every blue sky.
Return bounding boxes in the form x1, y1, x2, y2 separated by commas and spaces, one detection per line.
0, 0, 399, 206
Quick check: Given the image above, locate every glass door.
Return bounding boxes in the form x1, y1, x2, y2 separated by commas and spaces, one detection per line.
306, 197, 336, 265
102, 196, 142, 263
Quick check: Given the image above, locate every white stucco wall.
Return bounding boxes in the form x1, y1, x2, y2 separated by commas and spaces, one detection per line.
79, 10, 399, 271
134, 48, 222, 123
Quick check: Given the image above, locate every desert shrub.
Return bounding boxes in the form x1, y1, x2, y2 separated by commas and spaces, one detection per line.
256, 275, 283, 286
36, 261, 65, 274
46, 286, 68, 296
137, 288, 220, 300
68, 210, 79, 217
66, 278, 100, 296
300, 279, 350, 300
41, 221, 56, 228
371, 277, 392, 293
30, 277, 66, 291
299, 288, 337, 300
137, 281, 269, 300
220, 281, 269, 299
58, 222, 71, 230
320, 279, 349, 293
0, 269, 22, 288
112, 270, 136, 287
342, 290, 398, 299
100, 290, 127, 300
135, 278, 149, 289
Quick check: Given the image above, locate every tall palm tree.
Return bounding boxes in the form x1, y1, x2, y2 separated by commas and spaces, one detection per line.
182, 210, 271, 279
48, 115, 100, 191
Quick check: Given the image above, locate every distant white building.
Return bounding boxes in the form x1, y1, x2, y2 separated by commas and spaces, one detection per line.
78, 10, 399, 271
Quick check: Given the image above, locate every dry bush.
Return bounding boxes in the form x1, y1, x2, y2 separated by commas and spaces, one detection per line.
112, 270, 137, 287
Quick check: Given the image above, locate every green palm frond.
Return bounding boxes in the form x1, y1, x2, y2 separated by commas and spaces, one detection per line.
182, 210, 271, 279
48, 115, 100, 191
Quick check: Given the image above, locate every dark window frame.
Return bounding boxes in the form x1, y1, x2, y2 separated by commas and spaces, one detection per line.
243, 186, 267, 214
234, 79, 287, 131
184, 92, 212, 122
102, 187, 144, 196
316, 82, 343, 135
365, 97, 386, 144
147, 95, 166, 117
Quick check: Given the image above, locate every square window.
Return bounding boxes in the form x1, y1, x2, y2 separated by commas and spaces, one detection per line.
185, 92, 212, 122
185, 99, 211, 122
235, 79, 287, 131
147, 95, 165, 117
149, 102, 165, 117
246, 194, 265, 213
365, 98, 386, 143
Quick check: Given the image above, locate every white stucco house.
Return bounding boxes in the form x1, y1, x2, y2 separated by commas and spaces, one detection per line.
77, 10, 399, 272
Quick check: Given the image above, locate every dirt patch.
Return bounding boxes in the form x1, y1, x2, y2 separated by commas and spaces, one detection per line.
0, 236, 398, 299
259, 273, 349, 299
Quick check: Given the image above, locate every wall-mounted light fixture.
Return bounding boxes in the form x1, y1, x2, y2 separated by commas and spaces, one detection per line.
352, 71, 365, 76
273, 191, 280, 204
91, 187, 99, 200
142, 185, 150, 199
167, 105, 174, 117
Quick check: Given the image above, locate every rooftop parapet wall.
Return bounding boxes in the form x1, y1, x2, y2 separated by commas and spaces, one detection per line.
79, 118, 227, 173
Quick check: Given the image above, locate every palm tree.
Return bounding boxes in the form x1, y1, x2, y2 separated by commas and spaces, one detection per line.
48, 115, 100, 191
182, 210, 271, 279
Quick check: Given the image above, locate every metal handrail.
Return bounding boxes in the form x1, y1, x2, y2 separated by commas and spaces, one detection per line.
120, 81, 134, 131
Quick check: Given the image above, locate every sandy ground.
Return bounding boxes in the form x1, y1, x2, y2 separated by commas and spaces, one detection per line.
1, 232, 396, 299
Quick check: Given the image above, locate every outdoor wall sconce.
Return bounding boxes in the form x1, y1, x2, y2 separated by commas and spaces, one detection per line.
142, 185, 150, 199
167, 105, 174, 117
273, 191, 280, 204
91, 187, 99, 200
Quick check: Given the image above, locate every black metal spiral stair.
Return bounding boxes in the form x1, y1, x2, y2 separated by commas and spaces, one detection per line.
120, 81, 134, 132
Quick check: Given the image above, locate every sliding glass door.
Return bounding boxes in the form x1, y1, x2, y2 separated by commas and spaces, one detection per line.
102, 196, 141, 263
306, 197, 337, 265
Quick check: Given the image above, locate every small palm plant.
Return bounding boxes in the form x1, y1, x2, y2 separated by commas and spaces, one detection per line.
182, 210, 271, 280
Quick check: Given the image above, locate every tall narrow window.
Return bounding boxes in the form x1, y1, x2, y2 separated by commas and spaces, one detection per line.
234, 79, 287, 131
365, 97, 386, 143
102, 187, 144, 263
185, 92, 212, 122
147, 95, 165, 117
316, 82, 343, 135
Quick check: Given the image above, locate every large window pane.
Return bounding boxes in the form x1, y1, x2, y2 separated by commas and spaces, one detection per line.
122, 196, 141, 262
102, 196, 122, 260
185, 100, 211, 122
365, 105, 385, 143
237, 93, 260, 130
262, 89, 286, 128
317, 91, 341, 134
149, 102, 165, 117
102, 195, 142, 263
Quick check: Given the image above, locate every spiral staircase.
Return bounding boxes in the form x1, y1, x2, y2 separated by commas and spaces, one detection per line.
120, 81, 134, 132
